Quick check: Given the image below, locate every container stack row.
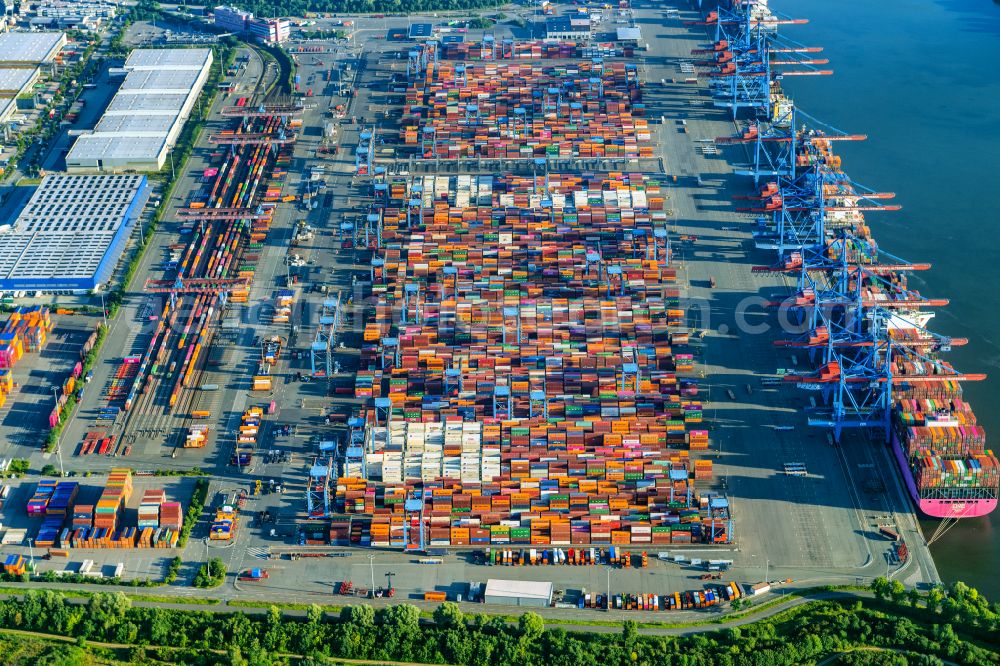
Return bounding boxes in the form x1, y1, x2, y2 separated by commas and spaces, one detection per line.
913, 455, 1000, 492
401, 59, 649, 160
274, 289, 294, 323
3, 554, 25, 576
1, 306, 51, 361
20, 471, 183, 549
334, 43, 730, 548
138, 489, 165, 529
95, 468, 133, 533
323, 485, 732, 548
0, 306, 52, 410
438, 40, 634, 62
233, 407, 262, 467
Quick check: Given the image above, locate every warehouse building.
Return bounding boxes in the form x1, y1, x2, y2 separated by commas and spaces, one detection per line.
0, 31, 64, 124
0, 68, 40, 124
65, 48, 212, 173
544, 16, 591, 41
0, 98, 17, 125
0, 31, 67, 68
123, 48, 214, 73
0, 175, 150, 293
0, 68, 39, 95
483, 579, 553, 608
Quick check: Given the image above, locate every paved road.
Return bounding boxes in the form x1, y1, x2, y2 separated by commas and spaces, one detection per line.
0, 583, 874, 637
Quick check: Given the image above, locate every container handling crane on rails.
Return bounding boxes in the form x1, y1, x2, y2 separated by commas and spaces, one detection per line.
704, 0, 984, 412
221, 102, 304, 118
143, 277, 251, 295
690, 3, 824, 118
719, 103, 867, 184
737, 160, 899, 259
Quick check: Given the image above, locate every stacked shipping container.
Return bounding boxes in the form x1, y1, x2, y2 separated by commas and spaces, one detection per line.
24, 470, 184, 549
893, 399, 1000, 496
0, 306, 52, 412
335, 47, 730, 549
401, 59, 650, 160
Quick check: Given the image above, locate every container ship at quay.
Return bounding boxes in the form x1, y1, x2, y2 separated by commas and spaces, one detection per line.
699, 0, 999, 519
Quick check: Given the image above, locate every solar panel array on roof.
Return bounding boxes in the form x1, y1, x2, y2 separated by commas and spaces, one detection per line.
94, 114, 175, 136
106, 93, 187, 114
119, 69, 204, 93
0, 175, 150, 290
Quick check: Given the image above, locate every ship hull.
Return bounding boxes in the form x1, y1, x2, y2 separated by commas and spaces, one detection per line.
891, 433, 997, 519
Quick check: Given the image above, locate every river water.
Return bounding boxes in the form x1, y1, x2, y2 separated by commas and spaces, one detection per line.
765, 0, 1000, 596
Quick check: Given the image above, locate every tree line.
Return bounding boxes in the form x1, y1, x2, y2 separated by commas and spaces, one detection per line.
0, 580, 997, 665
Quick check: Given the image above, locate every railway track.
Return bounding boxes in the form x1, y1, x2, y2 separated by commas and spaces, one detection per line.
115, 48, 279, 448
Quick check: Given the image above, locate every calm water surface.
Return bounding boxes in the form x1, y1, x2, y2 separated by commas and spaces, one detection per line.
768, 0, 1000, 596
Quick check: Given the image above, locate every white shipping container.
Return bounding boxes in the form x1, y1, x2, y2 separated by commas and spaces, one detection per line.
1, 528, 25, 545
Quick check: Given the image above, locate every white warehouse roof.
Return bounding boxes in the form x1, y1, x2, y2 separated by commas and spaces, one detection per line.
119, 69, 203, 94
0, 98, 16, 123
66, 48, 212, 172
0, 68, 38, 94
484, 579, 553, 602
106, 93, 188, 115
94, 114, 177, 136
66, 135, 168, 161
124, 48, 212, 70
0, 32, 66, 65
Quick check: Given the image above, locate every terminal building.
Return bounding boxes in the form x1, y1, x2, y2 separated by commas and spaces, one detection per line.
28, 0, 118, 31
65, 48, 213, 173
0, 174, 150, 293
214, 6, 289, 43
544, 16, 591, 41
213, 5, 253, 33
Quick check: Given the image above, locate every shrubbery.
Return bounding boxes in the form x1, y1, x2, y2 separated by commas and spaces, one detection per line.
0, 581, 996, 665
193, 558, 226, 588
